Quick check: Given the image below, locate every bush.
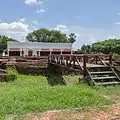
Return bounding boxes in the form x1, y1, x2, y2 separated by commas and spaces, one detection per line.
0, 74, 16, 82
113, 53, 120, 60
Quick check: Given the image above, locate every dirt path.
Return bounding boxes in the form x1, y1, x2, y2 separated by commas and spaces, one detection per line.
23, 105, 120, 120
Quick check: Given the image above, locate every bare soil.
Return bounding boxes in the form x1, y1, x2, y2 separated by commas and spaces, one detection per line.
22, 105, 120, 120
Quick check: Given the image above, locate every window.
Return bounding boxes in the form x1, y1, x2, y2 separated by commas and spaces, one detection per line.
9, 51, 20, 56
52, 52, 61, 54
40, 52, 50, 56
62, 52, 71, 54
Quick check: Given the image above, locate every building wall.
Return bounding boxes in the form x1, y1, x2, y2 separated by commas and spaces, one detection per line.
7, 42, 73, 57
23, 48, 39, 56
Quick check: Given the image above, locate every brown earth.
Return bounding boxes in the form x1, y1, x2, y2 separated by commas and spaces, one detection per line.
21, 105, 120, 120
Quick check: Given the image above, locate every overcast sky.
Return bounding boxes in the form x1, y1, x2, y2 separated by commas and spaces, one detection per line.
0, 0, 120, 49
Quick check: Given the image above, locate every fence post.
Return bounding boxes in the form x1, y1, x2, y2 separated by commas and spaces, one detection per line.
48, 54, 51, 62
96, 56, 98, 64
66, 56, 68, 66
83, 55, 87, 78
109, 54, 112, 65
73, 56, 76, 68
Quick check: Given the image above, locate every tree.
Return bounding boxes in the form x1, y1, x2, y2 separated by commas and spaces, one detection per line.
81, 39, 120, 54
68, 33, 76, 43
26, 28, 76, 43
0, 35, 16, 54
81, 44, 91, 53
90, 39, 120, 54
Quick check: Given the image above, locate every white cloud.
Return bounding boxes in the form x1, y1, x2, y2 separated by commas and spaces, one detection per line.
118, 13, 120, 15
19, 18, 27, 22
75, 33, 80, 37
53, 25, 80, 38
88, 36, 96, 44
108, 36, 119, 39
32, 20, 38, 24
25, 0, 43, 4
54, 25, 69, 33
0, 21, 30, 41
31, 26, 37, 29
36, 8, 47, 13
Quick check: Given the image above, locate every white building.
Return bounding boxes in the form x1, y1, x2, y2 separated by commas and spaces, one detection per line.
5, 42, 72, 57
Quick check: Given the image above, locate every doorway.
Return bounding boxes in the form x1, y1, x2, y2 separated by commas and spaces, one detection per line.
28, 50, 33, 56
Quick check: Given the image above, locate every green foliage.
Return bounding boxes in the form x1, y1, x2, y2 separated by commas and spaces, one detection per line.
81, 45, 91, 53
0, 73, 111, 119
113, 53, 120, 59
0, 35, 17, 53
0, 69, 17, 82
0, 74, 16, 82
68, 33, 76, 43
97, 85, 120, 95
81, 39, 120, 54
90, 39, 116, 54
26, 28, 76, 43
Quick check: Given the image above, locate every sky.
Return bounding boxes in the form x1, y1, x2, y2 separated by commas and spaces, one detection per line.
0, 0, 120, 49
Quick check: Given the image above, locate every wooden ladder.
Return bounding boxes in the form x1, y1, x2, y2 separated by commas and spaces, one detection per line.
86, 66, 120, 86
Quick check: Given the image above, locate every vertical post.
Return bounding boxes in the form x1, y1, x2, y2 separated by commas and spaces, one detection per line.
61, 56, 63, 65
39, 51, 41, 56
49, 54, 52, 62
2, 50, 5, 56
109, 54, 112, 65
8, 49, 9, 56
22, 51, 24, 57
96, 56, 98, 64
66, 56, 68, 66
50, 50, 52, 55
48, 54, 49, 62
73, 56, 75, 68
37, 51, 39, 57
86, 56, 88, 63
83, 55, 87, 78
61, 50, 62, 55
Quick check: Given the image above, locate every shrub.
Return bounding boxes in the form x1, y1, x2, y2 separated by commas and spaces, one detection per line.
0, 74, 16, 82
113, 53, 120, 60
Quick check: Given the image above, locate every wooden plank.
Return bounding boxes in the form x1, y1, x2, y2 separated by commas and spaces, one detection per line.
96, 81, 120, 85
86, 68, 96, 85
90, 71, 113, 74
86, 65, 110, 68
76, 58, 84, 71
111, 67, 120, 81
49, 62, 83, 73
90, 57, 96, 64
83, 55, 87, 77
109, 54, 112, 65
93, 76, 117, 80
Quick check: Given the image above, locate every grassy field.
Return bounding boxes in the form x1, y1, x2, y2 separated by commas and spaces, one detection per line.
0, 71, 119, 119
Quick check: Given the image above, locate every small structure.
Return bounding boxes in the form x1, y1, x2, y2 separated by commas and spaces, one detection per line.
49, 54, 120, 86
4, 42, 72, 57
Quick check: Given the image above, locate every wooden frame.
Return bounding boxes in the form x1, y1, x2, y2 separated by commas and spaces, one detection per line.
48, 54, 112, 77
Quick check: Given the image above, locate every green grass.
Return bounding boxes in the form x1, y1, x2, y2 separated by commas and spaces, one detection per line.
96, 85, 120, 103
0, 72, 112, 119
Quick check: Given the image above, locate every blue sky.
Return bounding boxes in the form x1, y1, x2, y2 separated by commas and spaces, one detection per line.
0, 0, 120, 49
